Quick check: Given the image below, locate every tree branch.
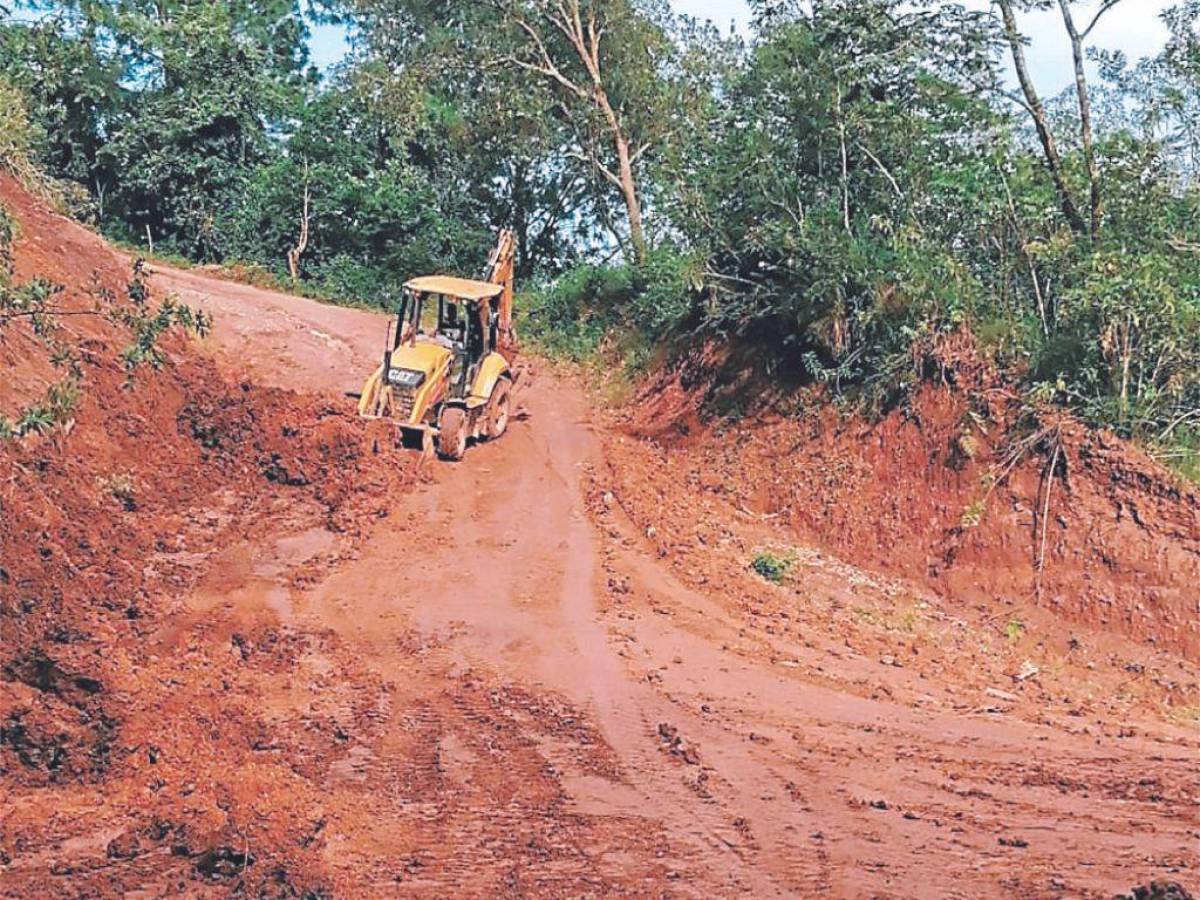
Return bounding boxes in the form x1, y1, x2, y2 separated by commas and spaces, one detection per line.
510, 17, 587, 99
566, 147, 621, 188
856, 142, 903, 198
997, 0, 1088, 235
1058, 0, 1103, 238
1081, 0, 1126, 40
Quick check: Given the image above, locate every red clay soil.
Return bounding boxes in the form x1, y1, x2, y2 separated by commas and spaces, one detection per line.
0, 175, 415, 894
614, 338, 1200, 660
2, 175, 1198, 898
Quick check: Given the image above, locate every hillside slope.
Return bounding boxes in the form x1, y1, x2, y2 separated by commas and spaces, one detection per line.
612, 342, 1200, 660
1, 176, 1196, 898
0, 174, 416, 894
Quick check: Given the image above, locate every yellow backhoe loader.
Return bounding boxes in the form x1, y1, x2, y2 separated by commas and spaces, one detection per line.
357, 231, 517, 460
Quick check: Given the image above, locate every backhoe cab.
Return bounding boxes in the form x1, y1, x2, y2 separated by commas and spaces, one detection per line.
357, 231, 517, 460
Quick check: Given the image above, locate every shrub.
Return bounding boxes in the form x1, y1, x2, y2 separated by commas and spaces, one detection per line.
522, 264, 630, 360
0, 79, 35, 176
523, 246, 701, 363
1, 258, 209, 440
309, 255, 397, 308
751, 551, 794, 584
0, 201, 15, 280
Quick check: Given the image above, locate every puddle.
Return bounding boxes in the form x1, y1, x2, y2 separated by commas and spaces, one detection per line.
254, 527, 337, 578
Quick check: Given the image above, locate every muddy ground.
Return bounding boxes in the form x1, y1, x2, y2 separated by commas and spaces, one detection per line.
1, 177, 1197, 897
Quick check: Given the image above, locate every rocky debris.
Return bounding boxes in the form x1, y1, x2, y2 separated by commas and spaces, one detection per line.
106, 829, 143, 860
194, 846, 255, 881
1013, 660, 1040, 683
1116, 883, 1195, 900
657, 722, 701, 765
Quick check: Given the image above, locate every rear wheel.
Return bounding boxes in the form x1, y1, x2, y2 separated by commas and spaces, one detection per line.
485, 379, 511, 440
436, 406, 468, 460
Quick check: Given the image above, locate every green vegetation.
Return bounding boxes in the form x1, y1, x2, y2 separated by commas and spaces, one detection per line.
0, 77, 35, 177
0, 187, 209, 440
751, 551, 795, 584
960, 499, 987, 530
2, 0, 1200, 453
1006, 619, 1026, 644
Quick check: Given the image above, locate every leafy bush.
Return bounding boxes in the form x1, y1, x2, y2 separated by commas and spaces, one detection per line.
0, 201, 15, 277
309, 255, 399, 309
108, 261, 211, 370
523, 246, 700, 363
1048, 249, 1200, 437
0, 79, 35, 175
751, 551, 794, 584
1, 254, 209, 440
522, 264, 633, 360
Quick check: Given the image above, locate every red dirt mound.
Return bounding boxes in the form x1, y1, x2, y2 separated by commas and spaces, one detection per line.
0, 173, 413, 894
609, 335, 1200, 661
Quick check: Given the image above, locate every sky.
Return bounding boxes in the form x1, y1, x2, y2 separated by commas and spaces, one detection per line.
308, 1, 1178, 94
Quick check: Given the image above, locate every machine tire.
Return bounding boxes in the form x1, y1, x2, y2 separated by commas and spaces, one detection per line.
485, 379, 511, 440
436, 406, 468, 461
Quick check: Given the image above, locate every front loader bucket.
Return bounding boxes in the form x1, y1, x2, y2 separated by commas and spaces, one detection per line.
358, 364, 392, 419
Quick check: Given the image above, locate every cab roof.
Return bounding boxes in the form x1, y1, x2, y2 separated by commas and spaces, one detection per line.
404, 275, 503, 301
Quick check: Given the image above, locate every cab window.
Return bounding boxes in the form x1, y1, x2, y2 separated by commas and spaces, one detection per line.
418, 295, 439, 335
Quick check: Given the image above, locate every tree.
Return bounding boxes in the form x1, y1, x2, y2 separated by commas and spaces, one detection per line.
2, 0, 314, 253
340, 0, 703, 266
996, 0, 1088, 235
99, 1, 314, 257
0, 11, 122, 210
667, 0, 999, 375
995, 0, 1128, 238
497, 0, 671, 264
286, 159, 311, 282
332, 0, 593, 276
213, 81, 494, 302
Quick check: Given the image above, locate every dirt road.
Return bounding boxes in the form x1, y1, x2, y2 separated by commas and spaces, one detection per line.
149, 265, 1199, 898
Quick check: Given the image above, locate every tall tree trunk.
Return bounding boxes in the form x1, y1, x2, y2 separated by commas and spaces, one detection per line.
1058, 0, 1102, 239
506, 0, 650, 265
595, 89, 648, 264
834, 81, 851, 236
997, 0, 1087, 236
287, 160, 311, 283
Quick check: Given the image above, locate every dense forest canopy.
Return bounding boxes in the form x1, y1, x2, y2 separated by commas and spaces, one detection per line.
3, 0, 1200, 459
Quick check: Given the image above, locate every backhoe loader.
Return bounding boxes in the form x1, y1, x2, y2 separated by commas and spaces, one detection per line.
357, 231, 517, 460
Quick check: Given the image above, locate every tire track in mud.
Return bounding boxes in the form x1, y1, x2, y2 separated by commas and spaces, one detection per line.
587, 440, 1200, 898
266, 380, 797, 895
145, 263, 1199, 897
537, 399, 799, 896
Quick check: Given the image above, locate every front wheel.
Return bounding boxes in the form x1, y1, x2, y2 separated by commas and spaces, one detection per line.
485, 379, 511, 440
436, 406, 468, 460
